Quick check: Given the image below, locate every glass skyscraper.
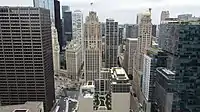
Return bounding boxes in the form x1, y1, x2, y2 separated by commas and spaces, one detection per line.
33, 0, 55, 23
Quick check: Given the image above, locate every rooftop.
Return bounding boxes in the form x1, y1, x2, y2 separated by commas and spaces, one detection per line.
111, 67, 129, 81
156, 67, 175, 80
0, 102, 43, 112
126, 38, 138, 41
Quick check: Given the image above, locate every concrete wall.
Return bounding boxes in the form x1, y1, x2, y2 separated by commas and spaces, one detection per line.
112, 93, 130, 112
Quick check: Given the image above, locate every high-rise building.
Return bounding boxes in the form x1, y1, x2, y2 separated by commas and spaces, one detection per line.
153, 67, 174, 112
178, 14, 192, 21
54, 0, 62, 51
65, 39, 82, 81
0, 7, 55, 112
124, 38, 138, 76
52, 24, 60, 75
134, 8, 152, 102
124, 24, 138, 38
62, 6, 72, 46
101, 22, 106, 36
160, 11, 170, 23
83, 11, 102, 81
72, 10, 83, 40
152, 25, 157, 37
159, 21, 200, 111
118, 26, 124, 45
105, 19, 119, 68
33, 0, 55, 23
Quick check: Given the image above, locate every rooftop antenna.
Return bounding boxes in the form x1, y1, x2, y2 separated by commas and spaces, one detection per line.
90, 2, 94, 11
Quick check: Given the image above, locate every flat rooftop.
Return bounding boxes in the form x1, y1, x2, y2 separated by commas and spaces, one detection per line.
111, 67, 129, 81
156, 67, 175, 80
0, 102, 43, 112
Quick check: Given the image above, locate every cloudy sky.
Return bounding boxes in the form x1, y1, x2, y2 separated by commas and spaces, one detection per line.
1, 0, 200, 24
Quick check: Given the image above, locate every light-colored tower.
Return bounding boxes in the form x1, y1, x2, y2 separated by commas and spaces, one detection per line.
52, 24, 60, 75
65, 39, 82, 81
72, 10, 83, 40
105, 19, 119, 68
134, 8, 152, 102
160, 11, 170, 23
84, 11, 102, 81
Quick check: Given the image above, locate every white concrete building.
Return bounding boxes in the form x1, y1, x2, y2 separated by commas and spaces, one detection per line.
52, 24, 60, 75
134, 9, 152, 99
83, 11, 102, 81
124, 38, 138, 76
72, 10, 83, 40
78, 67, 131, 112
142, 54, 151, 101
65, 39, 82, 81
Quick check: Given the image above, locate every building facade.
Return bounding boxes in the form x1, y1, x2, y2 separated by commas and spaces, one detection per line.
33, 0, 55, 23
52, 24, 60, 75
65, 39, 82, 81
124, 38, 138, 76
160, 11, 170, 23
72, 10, 83, 40
83, 11, 102, 81
124, 24, 138, 38
0, 7, 55, 112
153, 67, 174, 112
62, 6, 72, 46
134, 9, 152, 100
54, 0, 62, 51
105, 19, 119, 68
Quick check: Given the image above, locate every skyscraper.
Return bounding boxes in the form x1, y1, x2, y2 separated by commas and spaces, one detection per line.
152, 25, 157, 37
84, 11, 102, 81
160, 11, 170, 23
134, 9, 152, 101
52, 24, 60, 75
124, 24, 138, 38
0, 7, 55, 112
72, 10, 83, 40
105, 19, 119, 68
33, 0, 55, 23
159, 21, 200, 111
124, 38, 138, 76
62, 6, 72, 46
54, 0, 62, 51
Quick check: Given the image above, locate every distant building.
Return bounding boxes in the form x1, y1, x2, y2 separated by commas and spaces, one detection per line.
101, 22, 106, 36
160, 11, 170, 23
54, 0, 62, 51
72, 10, 83, 40
152, 25, 157, 37
124, 38, 138, 76
0, 102, 44, 112
33, 0, 55, 23
124, 24, 138, 38
178, 14, 192, 21
65, 39, 82, 81
118, 26, 124, 45
0, 7, 55, 112
62, 6, 72, 46
105, 19, 119, 68
153, 67, 174, 112
52, 24, 60, 75
83, 11, 102, 81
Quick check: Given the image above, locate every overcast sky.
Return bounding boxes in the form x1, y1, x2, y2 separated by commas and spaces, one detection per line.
1, 0, 200, 24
